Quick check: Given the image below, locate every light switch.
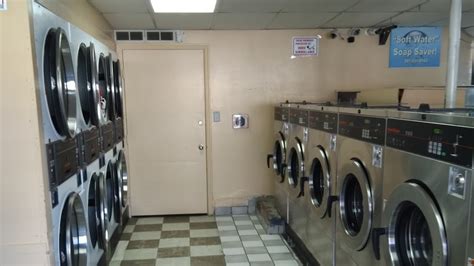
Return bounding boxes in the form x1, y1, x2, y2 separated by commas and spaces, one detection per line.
213, 111, 221, 122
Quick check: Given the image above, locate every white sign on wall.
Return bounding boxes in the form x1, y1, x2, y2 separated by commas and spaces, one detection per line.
0, 0, 6, 11
292, 36, 319, 57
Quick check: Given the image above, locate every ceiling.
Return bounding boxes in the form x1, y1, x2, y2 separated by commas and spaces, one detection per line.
89, 0, 474, 31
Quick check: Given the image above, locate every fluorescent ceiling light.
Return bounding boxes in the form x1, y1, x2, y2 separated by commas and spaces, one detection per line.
150, 0, 217, 13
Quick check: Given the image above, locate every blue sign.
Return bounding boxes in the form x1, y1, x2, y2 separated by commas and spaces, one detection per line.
389, 27, 442, 68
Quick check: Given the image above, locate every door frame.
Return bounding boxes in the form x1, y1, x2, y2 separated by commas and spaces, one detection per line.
117, 44, 214, 215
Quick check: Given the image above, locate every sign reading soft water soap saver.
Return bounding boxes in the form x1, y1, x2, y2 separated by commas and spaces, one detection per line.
389, 27, 441, 68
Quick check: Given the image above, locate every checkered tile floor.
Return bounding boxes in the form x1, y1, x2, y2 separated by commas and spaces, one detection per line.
111, 214, 300, 266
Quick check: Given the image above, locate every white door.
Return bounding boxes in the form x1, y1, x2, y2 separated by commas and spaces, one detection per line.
123, 49, 207, 215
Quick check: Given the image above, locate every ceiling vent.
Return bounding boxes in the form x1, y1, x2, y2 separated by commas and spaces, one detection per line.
115, 30, 181, 42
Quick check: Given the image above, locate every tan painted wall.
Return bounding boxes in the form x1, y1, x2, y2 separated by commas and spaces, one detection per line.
121, 29, 470, 210
37, 0, 115, 49
0, 1, 51, 264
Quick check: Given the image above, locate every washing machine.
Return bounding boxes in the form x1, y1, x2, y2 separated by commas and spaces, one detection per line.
371, 109, 474, 266
115, 149, 130, 228
286, 105, 310, 241
302, 104, 339, 266
327, 107, 387, 266
267, 103, 291, 221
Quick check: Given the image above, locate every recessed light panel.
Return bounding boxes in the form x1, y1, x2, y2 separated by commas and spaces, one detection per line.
150, 0, 217, 13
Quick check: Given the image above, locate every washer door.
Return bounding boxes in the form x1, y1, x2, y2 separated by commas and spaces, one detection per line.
59, 192, 88, 266
309, 146, 331, 216
116, 151, 128, 208
105, 162, 115, 222
113, 161, 122, 223
287, 137, 305, 188
383, 183, 448, 266
339, 158, 373, 251
88, 173, 106, 249
43, 27, 77, 138
272, 131, 287, 177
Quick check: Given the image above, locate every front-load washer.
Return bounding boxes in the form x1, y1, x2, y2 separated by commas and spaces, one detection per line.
372, 109, 474, 266
51, 175, 88, 266
286, 105, 310, 241
267, 103, 291, 221
115, 150, 130, 227
329, 107, 387, 266
303, 105, 339, 266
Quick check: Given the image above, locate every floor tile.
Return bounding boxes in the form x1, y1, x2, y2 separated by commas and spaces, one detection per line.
190, 245, 223, 257
120, 233, 132, 241
121, 259, 156, 266
215, 216, 233, 222
263, 239, 285, 247
223, 247, 246, 255
130, 231, 161, 241
162, 223, 190, 231
127, 217, 138, 225
123, 248, 158, 260
274, 260, 298, 266
242, 240, 264, 248
220, 235, 240, 242
109, 261, 121, 266
158, 238, 190, 248
134, 224, 163, 232
254, 225, 264, 230
190, 229, 219, 238
190, 216, 215, 223
247, 254, 272, 262
190, 255, 225, 266
219, 230, 239, 236
218, 225, 237, 231
266, 245, 290, 254
163, 216, 190, 223
233, 215, 250, 221
250, 262, 274, 266
216, 221, 235, 226
260, 235, 281, 241
236, 225, 255, 230
157, 247, 190, 258
244, 246, 268, 254
161, 230, 190, 238
190, 222, 217, 229
238, 229, 258, 236
155, 257, 191, 266
235, 220, 253, 226
123, 225, 135, 233
270, 253, 295, 261
190, 237, 221, 246
225, 255, 249, 263
256, 229, 266, 235
127, 240, 160, 249
221, 241, 243, 249
227, 263, 250, 266
111, 240, 128, 261
249, 215, 259, 221
136, 217, 163, 225
240, 235, 260, 241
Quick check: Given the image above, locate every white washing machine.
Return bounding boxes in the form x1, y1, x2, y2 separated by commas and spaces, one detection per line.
286, 105, 309, 241
303, 105, 339, 266
372, 109, 474, 266
330, 107, 388, 266
267, 103, 291, 221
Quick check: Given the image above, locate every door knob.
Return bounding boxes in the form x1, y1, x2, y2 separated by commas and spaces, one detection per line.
198, 144, 205, 150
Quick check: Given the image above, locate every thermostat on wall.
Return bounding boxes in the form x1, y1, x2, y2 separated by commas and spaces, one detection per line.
233, 114, 249, 129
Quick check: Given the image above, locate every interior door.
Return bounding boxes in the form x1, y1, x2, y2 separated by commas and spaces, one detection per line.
123, 49, 207, 215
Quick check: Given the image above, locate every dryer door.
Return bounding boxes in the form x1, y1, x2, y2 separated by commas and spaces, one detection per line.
59, 192, 88, 266
88, 173, 106, 249
287, 137, 305, 188
309, 145, 331, 216
117, 151, 129, 208
338, 158, 373, 251
382, 183, 448, 266
271, 131, 287, 178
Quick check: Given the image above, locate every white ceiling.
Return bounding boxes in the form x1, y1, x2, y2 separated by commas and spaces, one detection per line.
89, 0, 474, 30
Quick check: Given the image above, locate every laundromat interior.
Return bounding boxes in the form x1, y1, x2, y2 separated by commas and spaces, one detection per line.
2, 0, 474, 265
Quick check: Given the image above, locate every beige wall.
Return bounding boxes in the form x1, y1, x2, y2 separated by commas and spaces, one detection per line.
118, 29, 471, 209
37, 0, 115, 49
0, 1, 51, 264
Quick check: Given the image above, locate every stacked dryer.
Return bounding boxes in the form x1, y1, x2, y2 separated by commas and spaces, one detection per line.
32, 3, 128, 265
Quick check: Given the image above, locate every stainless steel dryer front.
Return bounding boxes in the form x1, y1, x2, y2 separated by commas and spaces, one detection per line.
372, 109, 474, 266
287, 105, 310, 241
329, 107, 387, 266
267, 103, 291, 221
304, 105, 339, 266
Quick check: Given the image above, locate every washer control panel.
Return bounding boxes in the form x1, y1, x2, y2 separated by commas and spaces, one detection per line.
387, 119, 474, 168
338, 113, 386, 145
274, 106, 289, 122
289, 108, 308, 127
308, 110, 338, 134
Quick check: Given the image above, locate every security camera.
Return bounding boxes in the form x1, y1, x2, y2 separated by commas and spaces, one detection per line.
348, 28, 361, 36
365, 28, 378, 36
328, 29, 339, 39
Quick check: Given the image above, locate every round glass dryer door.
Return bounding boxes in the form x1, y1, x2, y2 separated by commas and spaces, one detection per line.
112, 60, 123, 118
88, 173, 106, 249
383, 183, 448, 266
59, 192, 88, 266
272, 131, 286, 177
287, 137, 305, 188
309, 146, 331, 216
43, 27, 77, 138
97, 54, 110, 124
105, 162, 115, 222
338, 158, 373, 251
105, 54, 116, 120
77, 43, 100, 128
116, 151, 128, 208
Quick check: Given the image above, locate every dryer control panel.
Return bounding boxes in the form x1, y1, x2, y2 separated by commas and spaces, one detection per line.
289, 108, 308, 126
274, 107, 289, 122
338, 114, 386, 145
308, 110, 338, 134
387, 119, 474, 168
